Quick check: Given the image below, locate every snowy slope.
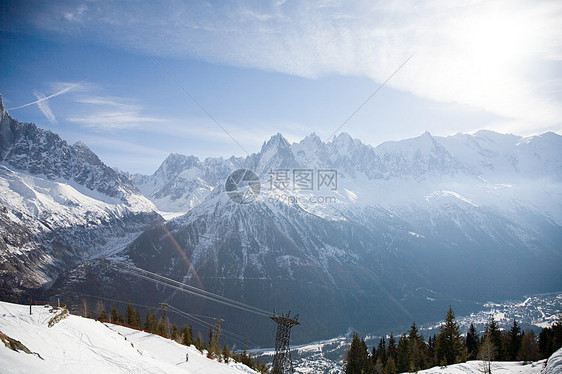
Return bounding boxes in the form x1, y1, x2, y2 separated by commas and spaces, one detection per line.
0, 300, 256, 374
544, 347, 562, 374
411, 359, 545, 374
0, 160, 162, 298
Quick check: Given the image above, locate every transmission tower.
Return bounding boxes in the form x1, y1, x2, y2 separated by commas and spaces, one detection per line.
270, 310, 300, 374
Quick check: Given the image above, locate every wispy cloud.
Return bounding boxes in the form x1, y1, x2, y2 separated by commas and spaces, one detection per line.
67, 96, 164, 131
7, 81, 85, 124
32, 91, 56, 123
67, 112, 163, 130
17, 1, 562, 133
8, 81, 83, 110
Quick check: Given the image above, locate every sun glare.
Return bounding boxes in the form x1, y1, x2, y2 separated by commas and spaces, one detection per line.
461, 6, 535, 69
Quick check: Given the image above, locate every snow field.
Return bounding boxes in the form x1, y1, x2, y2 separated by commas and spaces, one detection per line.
0, 301, 256, 374
413, 360, 546, 374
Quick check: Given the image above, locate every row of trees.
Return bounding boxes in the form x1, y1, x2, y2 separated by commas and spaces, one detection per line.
345, 306, 562, 374
87, 301, 267, 373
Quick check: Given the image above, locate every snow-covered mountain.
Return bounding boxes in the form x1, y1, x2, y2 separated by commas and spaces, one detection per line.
52, 129, 562, 346
0, 95, 161, 301
131, 153, 242, 214
1, 89, 560, 348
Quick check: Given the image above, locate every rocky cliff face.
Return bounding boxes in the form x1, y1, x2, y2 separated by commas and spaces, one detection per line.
0, 95, 161, 300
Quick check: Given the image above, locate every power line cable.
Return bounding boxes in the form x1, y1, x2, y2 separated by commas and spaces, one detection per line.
106, 261, 271, 317
114, 261, 270, 316
165, 303, 256, 347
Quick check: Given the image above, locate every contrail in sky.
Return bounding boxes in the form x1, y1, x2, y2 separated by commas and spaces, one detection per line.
7, 81, 83, 110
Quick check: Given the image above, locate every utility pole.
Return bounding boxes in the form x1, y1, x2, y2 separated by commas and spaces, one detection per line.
270, 310, 299, 374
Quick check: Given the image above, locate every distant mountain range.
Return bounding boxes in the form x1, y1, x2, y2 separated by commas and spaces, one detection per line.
0, 93, 560, 346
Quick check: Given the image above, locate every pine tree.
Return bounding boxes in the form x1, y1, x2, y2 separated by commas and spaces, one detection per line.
345, 332, 369, 374
110, 305, 123, 324
186, 326, 194, 346
374, 357, 384, 374
387, 333, 397, 364
126, 303, 134, 325
396, 333, 410, 373
427, 335, 436, 366
407, 322, 427, 371
133, 308, 142, 328
156, 318, 166, 336
240, 349, 255, 369
435, 307, 465, 366
125, 303, 141, 328
376, 337, 387, 367
539, 327, 553, 358
507, 319, 522, 360
210, 319, 221, 355
518, 330, 539, 363
553, 314, 562, 353
151, 311, 158, 332
384, 357, 397, 374
208, 328, 215, 355
144, 311, 153, 332
180, 325, 192, 346
194, 332, 204, 352
466, 323, 479, 360
171, 323, 179, 341
487, 316, 505, 360
98, 309, 108, 321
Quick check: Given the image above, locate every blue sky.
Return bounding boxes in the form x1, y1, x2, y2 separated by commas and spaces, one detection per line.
1, 0, 561, 174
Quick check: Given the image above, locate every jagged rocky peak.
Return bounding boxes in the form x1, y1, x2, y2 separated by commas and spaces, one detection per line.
155, 153, 201, 177
291, 132, 326, 165
300, 132, 322, 145
254, 133, 298, 173
0, 100, 144, 202
72, 141, 104, 165
260, 132, 291, 152
331, 132, 353, 146
0, 94, 6, 114
327, 132, 373, 157
0, 95, 19, 151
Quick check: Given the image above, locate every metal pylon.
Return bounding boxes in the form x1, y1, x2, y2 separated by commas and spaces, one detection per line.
270, 310, 300, 374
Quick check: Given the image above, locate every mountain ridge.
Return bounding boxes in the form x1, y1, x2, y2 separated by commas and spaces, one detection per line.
0, 95, 161, 301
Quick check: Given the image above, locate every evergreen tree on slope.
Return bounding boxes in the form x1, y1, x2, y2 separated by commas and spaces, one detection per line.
435, 307, 465, 366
